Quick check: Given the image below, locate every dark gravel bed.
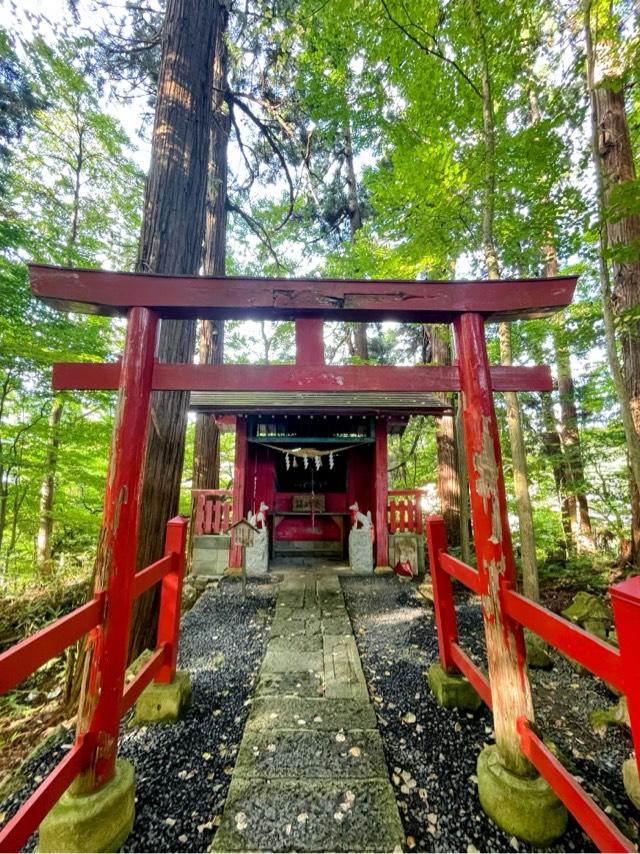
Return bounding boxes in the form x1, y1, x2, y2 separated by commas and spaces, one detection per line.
342, 575, 638, 853
0, 576, 276, 853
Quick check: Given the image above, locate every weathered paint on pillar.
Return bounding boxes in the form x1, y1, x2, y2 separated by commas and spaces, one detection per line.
295, 318, 324, 365
75, 306, 158, 792
230, 416, 248, 568
425, 515, 458, 671
374, 418, 389, 568
610, 576, 640, 780
453, 312, 534, 777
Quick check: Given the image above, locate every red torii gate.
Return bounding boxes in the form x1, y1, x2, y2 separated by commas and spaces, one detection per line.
1, 264, 638, 851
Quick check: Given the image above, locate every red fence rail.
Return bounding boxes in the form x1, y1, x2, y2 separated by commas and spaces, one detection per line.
192, 489, 233, 535
0, 516, 188, 853
425, 514, 639, 853
388, 489, 424, 534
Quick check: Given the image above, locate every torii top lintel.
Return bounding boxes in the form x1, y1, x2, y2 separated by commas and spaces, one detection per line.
28, 265, 577, 324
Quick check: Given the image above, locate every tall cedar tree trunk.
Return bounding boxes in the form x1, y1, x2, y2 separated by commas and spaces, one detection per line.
467, 0, 539, 600
192, 6, 230, 491
430, 327, 461, 547
36, 398, 63, 574
64, 0, 220, 710
128, 0, 220, 661
344, 120, 368, 360
528, 84, 595, 554
585, 1, 640, 565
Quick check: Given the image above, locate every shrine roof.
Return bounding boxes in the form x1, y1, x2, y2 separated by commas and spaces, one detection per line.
188, 390, 451, 415
29, 265, 577, 324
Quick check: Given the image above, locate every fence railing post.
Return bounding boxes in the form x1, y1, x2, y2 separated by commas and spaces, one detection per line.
425, 515, 458, 672
610, 575, 640, 807
155, 516, 188, 684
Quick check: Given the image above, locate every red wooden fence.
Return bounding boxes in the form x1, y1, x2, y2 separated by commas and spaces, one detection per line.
387, 489, 424, 534
0, 516, 188, 853
425, 514, 640, 853
192, 489, 233, 535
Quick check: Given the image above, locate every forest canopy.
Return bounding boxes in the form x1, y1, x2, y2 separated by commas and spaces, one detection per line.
1, 0, 639, 595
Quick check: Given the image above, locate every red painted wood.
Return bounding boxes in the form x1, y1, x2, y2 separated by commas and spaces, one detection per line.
610, 575, 640, 780
453, 312, 533, 771
52, 362, 554, 394
504, 588, 625, 691
296, 319, 324, 365
132, 554, 174, 600
204, 498, 213, 534
75, 306, 158, 792
155, 517, 188, 683
222, 502, 232, 532
120, 645, 167, 713
28, 264, 577, 323
517, 718, 634, 852
425, 516, 458, 672
0, 596, 103, 694
230, 418, 248, 568
450, 643, 493, 709
440, 553, 485, 596
0, 737, 91, 853
374, 420, 389, 566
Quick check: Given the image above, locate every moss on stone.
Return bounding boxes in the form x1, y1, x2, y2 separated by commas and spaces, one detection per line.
134, 669, 192, 724
477, 745, 567, 846
427, 663, 482, 711
39, 758, 135, 853
623, 757, 640, 809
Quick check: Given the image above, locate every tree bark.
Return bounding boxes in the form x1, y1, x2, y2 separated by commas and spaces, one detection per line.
585, 1, 640, 565
193, 4, 230, 491
430, 327, 461, 547
36, 398, 63, 574
343, 119, 368, 360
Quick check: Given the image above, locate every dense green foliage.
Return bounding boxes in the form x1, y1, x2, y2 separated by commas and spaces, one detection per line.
1, 0, 639, 589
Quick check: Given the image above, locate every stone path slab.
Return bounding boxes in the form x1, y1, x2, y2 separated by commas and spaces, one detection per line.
211, 572, 404, 852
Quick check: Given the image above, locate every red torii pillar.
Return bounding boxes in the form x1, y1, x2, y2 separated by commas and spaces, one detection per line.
76, 307, 158, 791
453, 312, 535, 776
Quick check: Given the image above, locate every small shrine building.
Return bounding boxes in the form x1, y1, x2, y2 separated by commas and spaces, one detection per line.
190, 318, 448, 576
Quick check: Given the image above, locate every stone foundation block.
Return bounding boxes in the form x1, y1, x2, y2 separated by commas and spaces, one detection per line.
524, 631, 553, 670
134, 669, 192, 724
39, 758, 135, 852
427, 663, 482, 711
477, 745, 567, 846
623, 757, 640, 809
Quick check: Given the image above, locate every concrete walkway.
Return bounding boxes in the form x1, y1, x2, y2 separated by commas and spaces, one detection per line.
211, 572, 404, 852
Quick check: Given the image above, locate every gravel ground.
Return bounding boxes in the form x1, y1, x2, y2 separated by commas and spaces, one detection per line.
342, 575, 639, 853
0, 576, 277, 853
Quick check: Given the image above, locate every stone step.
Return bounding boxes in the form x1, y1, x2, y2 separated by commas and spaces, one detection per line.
245, 696, 377, 732
234, 729, 388, 779
210, 778, 404, 853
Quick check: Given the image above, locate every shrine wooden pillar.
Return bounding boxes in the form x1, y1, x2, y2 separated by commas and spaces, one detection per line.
230, 416, 248, 568
374, 418, 389, 568
453, 312, 534, 776
75, 306, 158, 792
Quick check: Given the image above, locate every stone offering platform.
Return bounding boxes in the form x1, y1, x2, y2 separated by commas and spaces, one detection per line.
211, 572, 404, 852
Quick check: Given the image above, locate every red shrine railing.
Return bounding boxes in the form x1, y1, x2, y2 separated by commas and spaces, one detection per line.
425, 514, 640, 853
0, 516, 188, 853
387, 489, 425, 534
192, 489, 233, 535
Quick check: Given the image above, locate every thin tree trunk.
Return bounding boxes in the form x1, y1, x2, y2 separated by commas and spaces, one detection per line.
467, 0, 539, 600
36, 398, 63, 574
193, 5, 230, 491
528, 83, 594, 554
431, 327, 461, 547
585, 0, 640, 565
344, 119, 368, 360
